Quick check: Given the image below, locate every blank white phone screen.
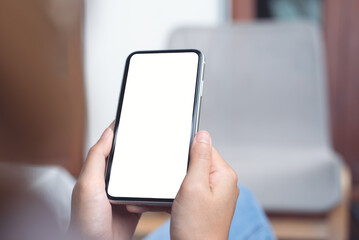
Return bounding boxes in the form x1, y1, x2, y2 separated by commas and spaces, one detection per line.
107, 52, 199, 199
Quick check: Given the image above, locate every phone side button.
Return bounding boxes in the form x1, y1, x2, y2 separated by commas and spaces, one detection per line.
202, 63, 205, 81
200, 80, 204, 96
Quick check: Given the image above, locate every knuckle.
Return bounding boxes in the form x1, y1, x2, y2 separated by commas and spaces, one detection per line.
192, 144, 212, 161
88, 145, 99, 156
225, 165, 236, 177
224, 167, 238, 185
198, 151, 211, 162
88, 144, 105, 158
231, 168, 238, 183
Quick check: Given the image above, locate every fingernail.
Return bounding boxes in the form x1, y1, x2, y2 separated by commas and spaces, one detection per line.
195, 131, 212, 145
101, 128, 112, 140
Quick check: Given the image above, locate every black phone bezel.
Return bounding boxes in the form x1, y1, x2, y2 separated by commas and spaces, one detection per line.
105, 49, 205, 204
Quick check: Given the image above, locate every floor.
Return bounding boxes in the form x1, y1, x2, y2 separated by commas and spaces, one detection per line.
133, 212, 169, 240
132, 208, 359, 240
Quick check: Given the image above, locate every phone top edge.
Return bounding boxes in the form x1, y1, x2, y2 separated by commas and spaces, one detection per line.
126, 50, 205, 73
127, 49, 203, 58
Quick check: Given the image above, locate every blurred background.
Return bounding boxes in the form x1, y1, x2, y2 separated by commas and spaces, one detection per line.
0, 0, 358, 239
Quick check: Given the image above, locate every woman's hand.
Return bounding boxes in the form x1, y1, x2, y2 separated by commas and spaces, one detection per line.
69, 126, 140, 240
129, 131, 239, 240
69, 126, 238, 240
170, 131, 239, 239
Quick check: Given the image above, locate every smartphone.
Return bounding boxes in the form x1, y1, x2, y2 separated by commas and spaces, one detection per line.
105, 49, 205, 205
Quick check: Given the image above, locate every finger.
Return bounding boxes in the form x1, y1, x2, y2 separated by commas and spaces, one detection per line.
185, 131, 213, 187
109, 120, 115, 130
80, 127, 113, 180
126, 205, 171, 214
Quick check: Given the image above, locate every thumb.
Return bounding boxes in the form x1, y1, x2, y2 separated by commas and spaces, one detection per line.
185, 131, 213, 187
80, 127, 113, 180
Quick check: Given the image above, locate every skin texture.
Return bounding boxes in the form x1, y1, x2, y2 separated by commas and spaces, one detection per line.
70, 126, 239, 240
170, 132, 239, 240
70, 126, 140, 240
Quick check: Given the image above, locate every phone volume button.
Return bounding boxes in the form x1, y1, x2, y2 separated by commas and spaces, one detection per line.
202, 63, 205, 81
200, 80, 204, 96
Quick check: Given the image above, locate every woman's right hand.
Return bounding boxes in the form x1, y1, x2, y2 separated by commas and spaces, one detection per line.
170, 131, 239, 240
128, 131, 239, 240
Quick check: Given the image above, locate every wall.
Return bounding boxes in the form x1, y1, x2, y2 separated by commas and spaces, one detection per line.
324, 0, 359, 197
84, 0, 221, 151
0, 0, 85, 176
